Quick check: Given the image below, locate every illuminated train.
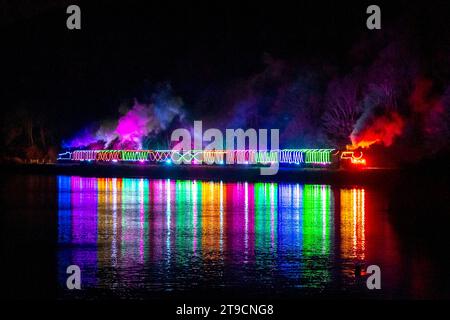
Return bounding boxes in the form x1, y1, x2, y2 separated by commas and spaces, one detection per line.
57, 149, 366, 168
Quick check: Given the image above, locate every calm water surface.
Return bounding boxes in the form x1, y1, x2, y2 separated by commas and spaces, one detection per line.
56, 176, 411, 298
2, 174, 449, 299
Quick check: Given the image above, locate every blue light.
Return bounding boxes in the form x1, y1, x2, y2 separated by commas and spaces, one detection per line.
166, 159, 172, 165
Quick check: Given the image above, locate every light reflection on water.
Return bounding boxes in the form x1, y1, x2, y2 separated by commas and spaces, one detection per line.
57, 176, 400, 295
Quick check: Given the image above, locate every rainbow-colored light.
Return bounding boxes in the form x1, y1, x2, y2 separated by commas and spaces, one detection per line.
57, 149, 335, 166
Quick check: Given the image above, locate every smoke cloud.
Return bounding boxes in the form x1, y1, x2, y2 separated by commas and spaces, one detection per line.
64, 84, 185, 150
63, 33, 449, 164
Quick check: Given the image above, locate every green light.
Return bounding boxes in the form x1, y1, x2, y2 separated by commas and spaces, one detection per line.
301, 184, 332, 285
121, 150, 149, 161
175, 180, 191, 259
255, 183, 278, 264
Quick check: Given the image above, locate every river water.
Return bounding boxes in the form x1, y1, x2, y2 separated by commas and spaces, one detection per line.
2, 174, 449, 299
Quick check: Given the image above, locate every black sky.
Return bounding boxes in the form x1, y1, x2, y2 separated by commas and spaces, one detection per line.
0, 0, 449, 138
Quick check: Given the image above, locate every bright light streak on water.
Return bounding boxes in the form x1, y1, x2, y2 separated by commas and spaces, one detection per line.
55, 176, 405, 297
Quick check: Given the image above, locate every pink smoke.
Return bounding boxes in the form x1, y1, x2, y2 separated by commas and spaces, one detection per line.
115, 103, 152, 148
64, 85, 185, 149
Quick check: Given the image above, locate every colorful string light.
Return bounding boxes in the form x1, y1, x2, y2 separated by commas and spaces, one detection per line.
57, 148, 336, 165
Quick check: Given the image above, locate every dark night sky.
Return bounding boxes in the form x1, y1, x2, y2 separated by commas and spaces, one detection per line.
0, 0, 449, 139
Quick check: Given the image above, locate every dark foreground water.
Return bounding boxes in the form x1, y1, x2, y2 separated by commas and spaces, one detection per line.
2, 173, 450, 300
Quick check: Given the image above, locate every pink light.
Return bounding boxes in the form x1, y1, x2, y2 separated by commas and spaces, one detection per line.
115, 103, 151, 146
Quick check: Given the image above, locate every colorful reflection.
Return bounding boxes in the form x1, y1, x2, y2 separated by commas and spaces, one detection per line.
58, 176, 98, 286
300, 185, 333, 286
57, 176, 395, 293
340, 188, 366, 261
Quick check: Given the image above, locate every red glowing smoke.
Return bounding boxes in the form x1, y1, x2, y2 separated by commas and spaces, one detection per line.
410, 78, 443, 113
349, 77, 447, 150
409, 77, 445, 136
350, 111, 404, 149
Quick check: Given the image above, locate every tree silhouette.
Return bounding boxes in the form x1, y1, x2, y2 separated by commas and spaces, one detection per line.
322, 76, 362, 148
